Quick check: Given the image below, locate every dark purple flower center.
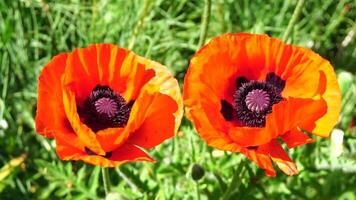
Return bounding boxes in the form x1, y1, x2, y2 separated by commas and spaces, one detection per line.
220, 73, 285, 127
78, 85, 133, 132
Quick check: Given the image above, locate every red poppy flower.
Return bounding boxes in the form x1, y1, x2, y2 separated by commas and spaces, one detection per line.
36, 44, 183, 167
184, 33, 341, 176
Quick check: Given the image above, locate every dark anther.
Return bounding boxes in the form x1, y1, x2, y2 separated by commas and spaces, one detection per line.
78, 85, 131, 132
220, 100, 235, 121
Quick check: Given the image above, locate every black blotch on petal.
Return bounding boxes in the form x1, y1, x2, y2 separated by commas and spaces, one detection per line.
236, 76, 249, 88
246, 146, 258, 150
266, 72, 285, 92
127, 100, 135, 109
85, 147, 113, 158
104, 151, 112, 158
85, 147, 97, 156
220, 100, 235, 121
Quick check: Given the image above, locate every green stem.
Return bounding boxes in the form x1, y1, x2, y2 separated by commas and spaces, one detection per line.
221, 161, 245, 200
217, 0, 226, 33
128, 0, 151, 50
198, 0, 212, 48
195, 181, 201, 200
90, 0, 97, 41
282, 0, 305, 42
102, 168, 110, 196
115, 167, 140, 192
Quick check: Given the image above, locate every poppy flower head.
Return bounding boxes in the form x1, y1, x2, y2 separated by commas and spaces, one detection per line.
184, 33, 341, 176
35, 44, 183, 167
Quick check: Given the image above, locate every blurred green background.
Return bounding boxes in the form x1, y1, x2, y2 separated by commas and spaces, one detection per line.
0, 0, 355, 199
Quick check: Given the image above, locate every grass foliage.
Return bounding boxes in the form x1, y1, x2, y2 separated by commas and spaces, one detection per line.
0, 0, 355, 199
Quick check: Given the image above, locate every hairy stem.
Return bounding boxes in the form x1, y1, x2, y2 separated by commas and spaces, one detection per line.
198, 0, 212, 48
282, 0, 305, 42
196, 181, 201, 200
221, 160, 246, 200
128, 0, 151, 50
102, 168, 111, 196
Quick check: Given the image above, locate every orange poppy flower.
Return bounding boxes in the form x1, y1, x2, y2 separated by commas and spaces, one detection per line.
184, 33, 341, 176
35, 44, 183, 167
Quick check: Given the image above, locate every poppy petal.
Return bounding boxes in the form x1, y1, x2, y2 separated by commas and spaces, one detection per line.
127, 87, 178, 149
184, 34, 248, 104
139, 56, 184, 133
109, 143, 155, 163
110, 88, 160, 149
186, 103, 242, 152
279, 47, 341, 137
228, 97, 326, 146
36, 53, 68, 138
190, 96, 327, 148
58, 143, 154, 167
265, 140, 298, 176
62, 87, 105, 155
281, 128, 315, 148
63, 44, 155, 105
83, 144, 154, 167
185, 33, 290, 103
311, 67, 341, 137
61, 44, 157, 155
95, 85, 178, 153
241, 149, 276, 176
184, 69, 243, 151
55, 131, 85, 160
36, 53, 91, 155
247, 139, 298, 176
120, 53, 156, 101
63, 45, 102, 103
93, 88, 157, 152
95, 127, 125, 152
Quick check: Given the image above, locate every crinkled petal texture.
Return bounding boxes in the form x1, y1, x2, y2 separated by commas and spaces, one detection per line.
36, 44, 183, 167
184, 33, 341, 176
